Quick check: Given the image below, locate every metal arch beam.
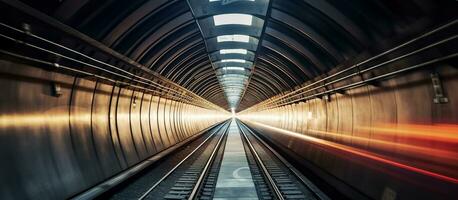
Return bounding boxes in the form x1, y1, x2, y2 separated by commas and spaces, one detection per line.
255, 61, 299, 89
154, 36, 205, 73
292, 0, 369, 45
198, 79, 225, 93
204, 86, 225, 100
239, 83, 273, 109
180, 67, 216, 91
186, 64, 215, 83
242, 77, 276, 101
166, 49, 208, 80
238, 90, 265, 109
200, 85, 228, 107
183, 71, 220, 96
143, 32, 203, 70
165, 47, 211, 82
271, 0, 367, 48
189, 74, 220, 94
113, 1, 193, 55
184, 0, 229, 107
250, 66, 291, 92
140, 30, 200, 67
257, 57, 299, 83
267, 9, 343, 62
169, 54, 210, 85
196, 84, 227, 106
206, 89, 227, 103
243, 84, 271, 103
137, 23, 201, 65
237, 89, 265, 107
179, 65, 215, 88
193, 78, 223, 98
257, 54, 304, 84
264, 25, 330, 72
128, 15, 196, 60
205, 88, 226, 98
236, 0, 274, 109
262, 38, 319, 78
100, 0, 188, 46
247, 74, 282, 98
250, 71, 285, 93
259, 47, 313, 82
188, 68, 217, 87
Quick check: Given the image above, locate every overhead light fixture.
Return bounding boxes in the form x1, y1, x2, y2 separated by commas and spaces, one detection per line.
210, 0, 254, 2
217, 34, 250, 43
221, 59, 246, 63
220, 49, 248, 55
223, 67, 245, 71
213, 14, 253, 26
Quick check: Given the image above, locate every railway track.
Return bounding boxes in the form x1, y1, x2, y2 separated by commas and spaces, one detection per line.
99, 119, 330, 200
238, 120, 330, 200
137, 122, 229, 200
95, 120, 229, 200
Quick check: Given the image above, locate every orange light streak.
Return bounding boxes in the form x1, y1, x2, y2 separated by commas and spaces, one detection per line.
248, 121, 458, 184
307, 128, 458, 162
361, 123, 458, 143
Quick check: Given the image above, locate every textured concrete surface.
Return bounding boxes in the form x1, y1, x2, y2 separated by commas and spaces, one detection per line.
214, 120, 258, 199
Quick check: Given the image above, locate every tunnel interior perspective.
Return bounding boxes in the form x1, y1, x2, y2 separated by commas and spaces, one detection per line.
0, 0, 457, 200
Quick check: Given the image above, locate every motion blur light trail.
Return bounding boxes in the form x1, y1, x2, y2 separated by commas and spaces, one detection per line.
364, 123, 458, 144
308, 126, 458, 162
245, 121, 458, 184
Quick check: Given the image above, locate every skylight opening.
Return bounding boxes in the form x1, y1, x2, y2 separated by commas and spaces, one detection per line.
223, 67, 245, 71
221, 59, 246, 63
210, 0, 254, 2
217, 34, 250, 43
220, 49, 248, 55
213, 14, 253, 26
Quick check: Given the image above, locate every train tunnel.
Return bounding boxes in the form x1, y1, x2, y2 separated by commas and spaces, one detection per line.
0, 0, 457, 199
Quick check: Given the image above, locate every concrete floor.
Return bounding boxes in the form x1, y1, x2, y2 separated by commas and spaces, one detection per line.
213, 120, 258, 200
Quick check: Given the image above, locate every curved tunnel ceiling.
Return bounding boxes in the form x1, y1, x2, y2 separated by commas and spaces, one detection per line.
17, 0, 458, 111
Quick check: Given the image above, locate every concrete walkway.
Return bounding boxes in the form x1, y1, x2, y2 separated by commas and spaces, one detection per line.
213, 120, 258, 200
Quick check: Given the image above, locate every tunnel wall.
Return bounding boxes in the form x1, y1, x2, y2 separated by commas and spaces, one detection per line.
0, 59, 227, 199
240, 65, 458, 200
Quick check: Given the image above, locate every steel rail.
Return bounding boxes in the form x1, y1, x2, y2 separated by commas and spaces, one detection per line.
238, 121, 285, 200
238, 121, 330, 200
187, 120, 228, 200
137, 120, 230, 200
243, 19, 457, 112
